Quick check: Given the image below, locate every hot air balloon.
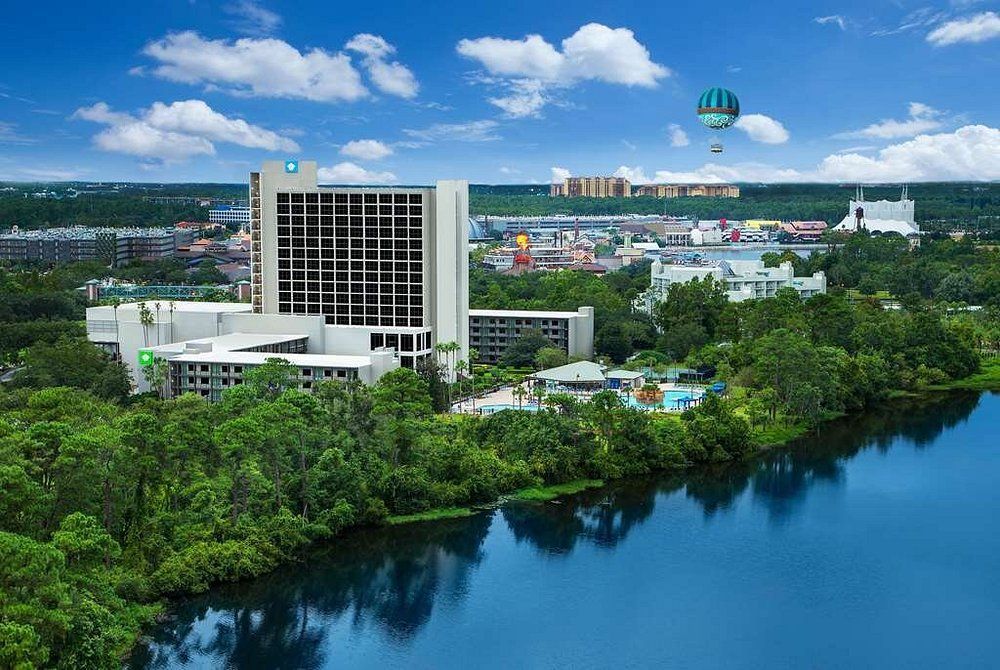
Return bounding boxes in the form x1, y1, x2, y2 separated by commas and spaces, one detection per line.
697, 87, 740, 154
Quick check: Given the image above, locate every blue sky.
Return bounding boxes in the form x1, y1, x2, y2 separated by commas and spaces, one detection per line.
1, 0, 998, 183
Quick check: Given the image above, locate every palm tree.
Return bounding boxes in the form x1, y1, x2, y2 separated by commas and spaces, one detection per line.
532, 384, 545, 408
434, 341, 460, 407
512, 385, 527, 410
468, 347, 479, 411
455, 359, 468, 405
169, 300, 176, 342
137, 302, 153, 347
154, 302, 162, 345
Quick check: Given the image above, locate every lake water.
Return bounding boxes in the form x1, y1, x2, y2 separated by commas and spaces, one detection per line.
131, 392, 1000, 669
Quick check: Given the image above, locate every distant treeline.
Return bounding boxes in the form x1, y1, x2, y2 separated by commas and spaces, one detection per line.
3, 182, 999, 230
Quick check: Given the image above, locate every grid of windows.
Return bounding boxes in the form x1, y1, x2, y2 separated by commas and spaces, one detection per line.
274, 191, 425, 327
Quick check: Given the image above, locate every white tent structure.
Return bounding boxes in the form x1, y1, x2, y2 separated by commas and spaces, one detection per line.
833, 185, 920, 237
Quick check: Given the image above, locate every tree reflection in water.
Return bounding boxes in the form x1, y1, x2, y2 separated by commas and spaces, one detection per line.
131, 513, 493, 669
130, 392, 981, 668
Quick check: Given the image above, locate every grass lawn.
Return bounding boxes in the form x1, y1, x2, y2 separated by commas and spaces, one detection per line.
385, 507, 476, 525
927, 359, 1000, 391
512, 479, 605, 502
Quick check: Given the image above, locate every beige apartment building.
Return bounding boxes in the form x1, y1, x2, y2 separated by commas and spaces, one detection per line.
550, 177, 631, 198
634, 184, 740, 198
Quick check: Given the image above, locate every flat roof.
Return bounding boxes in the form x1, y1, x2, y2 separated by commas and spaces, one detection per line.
470, 308, 583, 319
170, 351, 373, 368
147, 332, 307, 354
91, 301, 252, 314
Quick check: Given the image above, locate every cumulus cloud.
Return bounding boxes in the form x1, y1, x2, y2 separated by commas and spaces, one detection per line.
339, 139, 393, 160
834, 102, 943, 139
551, 166, 571, 183
667, 124, 690, 147
814, 15, 847, 30
606, 125, 1000, 183
318, 161, 397, 184
345, 33, 419, 98
816, 124, 1000, 181
457, 23, 669, 116
613, 165, 651, 183
927, 11, 1000, 45
73, 99, 298, 163
402, 120, 500, 142
224, 0, 281, 36
140, 32, 417, 102
734, 114, 790, 144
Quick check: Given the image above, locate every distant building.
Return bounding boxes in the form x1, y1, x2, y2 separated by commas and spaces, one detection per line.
469, 307, 595, 364
550, 176, 631, 198
832, 186, 920, 238
634, 184, 740, 198
0, 226, 194, 265
659, 223, 693, 247
208, 205, 251, 226
690, 227, 724, 246
778, 220, 828, 241
638, 259, 826, 311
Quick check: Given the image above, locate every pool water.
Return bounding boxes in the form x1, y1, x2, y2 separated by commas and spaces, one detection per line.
623, 390, 702, 410
478, 404, 541, 414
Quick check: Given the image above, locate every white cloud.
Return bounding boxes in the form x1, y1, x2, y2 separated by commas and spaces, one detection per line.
734, 114, 790, 144
927, 11, 1000, 45
814, 15, 847, 30
611, 124, 1000, 183
499, 166, 521, 174
318, 161, 397, 184
457, 23, 669, 116
872, 7, 950, 37
345, 33, 419, 98
835, 102, 943, 139
489, 79, 547, 118
614, 165, 651, 183
667, 124, 690, 147
815, 124, 1000, 181
551, 166, 571, 183
0, 121, 35, 145
403, 120, 500, 142
339, 139, 393, 160
73, 99, 298, 163
224, 0, 281, 36
621, 139, 637, 151
141, 31, 367, 102
458, 23, 668, 85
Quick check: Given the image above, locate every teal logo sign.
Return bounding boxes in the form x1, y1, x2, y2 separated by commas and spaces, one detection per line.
284, 160, 299, 174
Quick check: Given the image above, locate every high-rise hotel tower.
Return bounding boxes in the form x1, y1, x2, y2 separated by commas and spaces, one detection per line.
249, 160, 469, 369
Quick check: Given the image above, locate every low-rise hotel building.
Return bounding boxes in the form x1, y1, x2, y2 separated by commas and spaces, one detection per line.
469, 307, 595, 363
637, 259, 826, 312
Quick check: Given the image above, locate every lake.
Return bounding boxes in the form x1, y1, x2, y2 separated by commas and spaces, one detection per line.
131, 392, 1000, 669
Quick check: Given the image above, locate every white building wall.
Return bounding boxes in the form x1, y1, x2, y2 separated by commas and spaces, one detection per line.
431, 179, 470, 365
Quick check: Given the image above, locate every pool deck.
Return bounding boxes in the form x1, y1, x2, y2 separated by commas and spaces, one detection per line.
452, 382, 706, 414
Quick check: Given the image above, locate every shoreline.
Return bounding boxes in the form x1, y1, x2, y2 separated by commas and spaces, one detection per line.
127, 370, 1000, 663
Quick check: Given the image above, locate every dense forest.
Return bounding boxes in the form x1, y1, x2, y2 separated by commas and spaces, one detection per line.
3, 181, 999, 230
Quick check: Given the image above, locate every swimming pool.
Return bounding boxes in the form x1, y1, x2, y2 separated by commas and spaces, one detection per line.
478, 404, 542, 414
622, 390, 703, 411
